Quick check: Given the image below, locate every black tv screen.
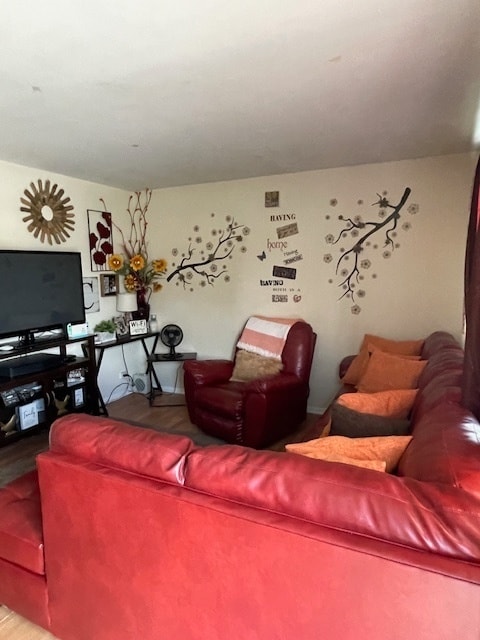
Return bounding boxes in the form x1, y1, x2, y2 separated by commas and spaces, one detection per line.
0, 250, 85, 342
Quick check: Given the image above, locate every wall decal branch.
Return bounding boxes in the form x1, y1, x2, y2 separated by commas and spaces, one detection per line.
168, 213, 249, 290
324, 187, 419, 314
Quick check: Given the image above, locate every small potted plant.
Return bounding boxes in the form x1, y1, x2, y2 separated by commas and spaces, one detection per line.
93, 319, 116, 343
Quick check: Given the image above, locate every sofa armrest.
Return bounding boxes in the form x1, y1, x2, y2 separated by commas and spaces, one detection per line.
339, 354, 356, 379
183, 359, 234, 386
246, 372, 302, 394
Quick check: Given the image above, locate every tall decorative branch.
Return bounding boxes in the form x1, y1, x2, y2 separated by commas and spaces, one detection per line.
100, 189, 152, 259
100, 189, 167, 305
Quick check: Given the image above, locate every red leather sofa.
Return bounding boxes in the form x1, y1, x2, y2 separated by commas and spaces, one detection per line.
0, 331, 479, 639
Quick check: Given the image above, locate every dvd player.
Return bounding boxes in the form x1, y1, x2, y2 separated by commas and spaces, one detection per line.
0, 353, 64, 378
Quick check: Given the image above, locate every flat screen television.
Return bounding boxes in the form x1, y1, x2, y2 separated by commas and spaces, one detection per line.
0, 249, 86, 345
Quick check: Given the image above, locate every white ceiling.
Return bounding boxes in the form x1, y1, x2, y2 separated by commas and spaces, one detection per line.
1, 0, 479, 190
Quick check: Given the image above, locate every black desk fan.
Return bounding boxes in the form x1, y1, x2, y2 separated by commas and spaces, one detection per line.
159, 324, 184, 359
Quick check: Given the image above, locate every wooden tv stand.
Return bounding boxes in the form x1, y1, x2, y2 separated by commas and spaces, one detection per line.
0, 334, 99, 447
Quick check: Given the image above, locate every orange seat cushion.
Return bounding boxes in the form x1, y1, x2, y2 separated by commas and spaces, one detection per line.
286, 435, 412, 473
336, 389, 417, 419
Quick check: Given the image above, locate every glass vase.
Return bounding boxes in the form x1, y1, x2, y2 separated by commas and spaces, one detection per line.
133, 288, 150, 321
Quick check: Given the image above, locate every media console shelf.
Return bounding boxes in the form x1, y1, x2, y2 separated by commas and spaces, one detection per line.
0, 334, 99, 447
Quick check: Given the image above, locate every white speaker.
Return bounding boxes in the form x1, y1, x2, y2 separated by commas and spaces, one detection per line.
133, 373, 150, 394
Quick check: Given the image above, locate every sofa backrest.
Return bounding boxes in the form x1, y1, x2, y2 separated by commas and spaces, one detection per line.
281, 321, 317, 382
49, 414, 194, 485
45, 412, 480, 564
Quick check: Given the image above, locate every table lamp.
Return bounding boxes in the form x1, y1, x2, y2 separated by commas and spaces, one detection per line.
116, 293, 137, 330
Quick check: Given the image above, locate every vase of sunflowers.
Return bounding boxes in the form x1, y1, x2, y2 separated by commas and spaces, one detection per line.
106, 190, 167, 319
108, 253, 167, 319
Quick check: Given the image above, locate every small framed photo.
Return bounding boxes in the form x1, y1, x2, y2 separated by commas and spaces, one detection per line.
265, 191, 279, 207
16, 398, 46, 430
114, 315, 129, 337
129, 319, 148, 335
72, 387, 85, 409
100, 274, 118, 297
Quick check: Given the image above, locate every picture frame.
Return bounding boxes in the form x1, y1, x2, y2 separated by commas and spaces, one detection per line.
87, 209, 113, 272
265, 191, 279, 208
82, 277, 100, 313
129, 319, 148, 336
100, 274, 118, 297
72, 387, 85, 409
114, 315, 129, 337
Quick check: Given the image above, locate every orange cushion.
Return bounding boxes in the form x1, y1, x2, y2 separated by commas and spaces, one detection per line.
286, 435, 412, 473
341, 346, 371, 385
342, 342, 423, 386
363, 334, 424, 356
336, 389, 418, 419
357, 350, 427, 393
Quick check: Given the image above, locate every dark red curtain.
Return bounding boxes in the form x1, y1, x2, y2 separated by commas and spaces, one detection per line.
462, 156, 480, 417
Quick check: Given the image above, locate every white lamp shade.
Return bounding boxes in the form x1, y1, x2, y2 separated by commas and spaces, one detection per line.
116, 292, 137, 313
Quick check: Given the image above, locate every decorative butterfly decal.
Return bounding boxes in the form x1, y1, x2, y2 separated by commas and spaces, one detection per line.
257, 251, 266, 261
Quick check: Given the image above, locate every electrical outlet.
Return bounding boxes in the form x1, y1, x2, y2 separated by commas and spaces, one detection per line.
119, 370, 127, 379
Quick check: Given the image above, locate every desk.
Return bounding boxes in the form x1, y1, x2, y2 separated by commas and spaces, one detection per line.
83, 331, 161, 415
148, 352, 197, 406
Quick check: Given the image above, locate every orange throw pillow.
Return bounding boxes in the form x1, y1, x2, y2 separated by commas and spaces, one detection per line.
363, 334, 424, 356
357, 350, 427, 393
286, 435, 412, 473
342, 339, 423, 387
336, 389, 418, 419
341, 346, 371, 386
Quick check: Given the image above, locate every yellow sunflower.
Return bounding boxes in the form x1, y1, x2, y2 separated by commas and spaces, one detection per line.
130, 254, 145, 271
124, 274, 136, 292
108, 254, 124, 271
152, 258, 168, 273
153, 282, 163, 293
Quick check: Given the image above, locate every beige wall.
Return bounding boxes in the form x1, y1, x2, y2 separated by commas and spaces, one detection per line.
0, 152, 476, 411
150, 152, 476, 410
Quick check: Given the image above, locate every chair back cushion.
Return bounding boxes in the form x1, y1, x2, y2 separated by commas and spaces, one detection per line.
282, 321, 316, 381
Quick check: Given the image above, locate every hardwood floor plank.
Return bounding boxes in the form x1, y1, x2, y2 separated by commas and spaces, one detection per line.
0, 392, 319, 487
0, 607, 57, 640
1, 392, 319, 487
0, 432, 49, 487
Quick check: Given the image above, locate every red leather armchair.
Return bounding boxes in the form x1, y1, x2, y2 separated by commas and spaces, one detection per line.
183, 321, 316, 448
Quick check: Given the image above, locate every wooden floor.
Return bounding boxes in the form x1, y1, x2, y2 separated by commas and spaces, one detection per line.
0, 392, 319, 639
1, 392, 320, 487
0, 606, 56, 640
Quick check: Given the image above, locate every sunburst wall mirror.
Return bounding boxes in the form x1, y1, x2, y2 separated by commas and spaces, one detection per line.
20, 179, 75, 244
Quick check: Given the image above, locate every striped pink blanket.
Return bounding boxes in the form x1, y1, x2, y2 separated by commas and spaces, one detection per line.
237, 315, 301, 361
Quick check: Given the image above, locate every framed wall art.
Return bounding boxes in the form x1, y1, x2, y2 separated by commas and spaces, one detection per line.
88, 209, 113, 271
82, 277, 100, 313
